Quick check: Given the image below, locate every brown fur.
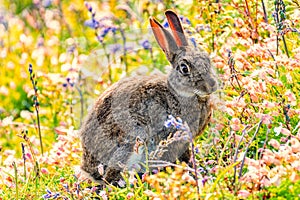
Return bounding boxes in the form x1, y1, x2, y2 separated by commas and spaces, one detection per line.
79, 10, 218, 185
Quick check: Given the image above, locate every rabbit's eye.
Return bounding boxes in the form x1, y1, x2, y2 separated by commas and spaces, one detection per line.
179, 63, 190, 75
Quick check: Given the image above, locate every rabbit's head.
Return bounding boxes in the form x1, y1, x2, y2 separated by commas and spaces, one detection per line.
150, 10, 218, 97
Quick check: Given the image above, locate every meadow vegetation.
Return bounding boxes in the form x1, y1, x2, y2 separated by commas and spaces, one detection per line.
0, 0, 300, 199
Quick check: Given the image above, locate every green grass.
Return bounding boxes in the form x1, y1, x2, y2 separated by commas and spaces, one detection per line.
0, 0, 300, 199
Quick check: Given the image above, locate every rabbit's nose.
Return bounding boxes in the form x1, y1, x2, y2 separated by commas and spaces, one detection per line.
203, 75, 217, 94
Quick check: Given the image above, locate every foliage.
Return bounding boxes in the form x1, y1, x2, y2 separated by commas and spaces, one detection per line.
0, 0, 299, 199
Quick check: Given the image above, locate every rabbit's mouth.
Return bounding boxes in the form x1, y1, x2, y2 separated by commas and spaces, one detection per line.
193, 89, 213, 97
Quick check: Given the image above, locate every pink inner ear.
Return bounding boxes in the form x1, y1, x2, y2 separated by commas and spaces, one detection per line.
149, 17, 169, 52
169, 22, 184, 47
165, 10, 188, 47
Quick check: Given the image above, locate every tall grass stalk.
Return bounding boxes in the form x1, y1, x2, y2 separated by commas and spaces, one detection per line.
13, 161, 19, 200
28, 64, 44, 155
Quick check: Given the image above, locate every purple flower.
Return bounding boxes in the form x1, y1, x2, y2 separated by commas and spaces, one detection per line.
84, 2, 93, 12
42, 0, 52, 8
111, 26, 117, 33
164, 115, 182, 129
42, 189, 60, 199
84, 19, 99, 29
100, 27, 111, 38
163, 15, 191, 28
109, 44, 122, 54
28, 64, 33, 74
162, 20, 169, 28
190, 37, 197, 47
180, 16, 192, 25
140, 39, 151, 50
62, 183, 69, 191
21, 143, 26, 160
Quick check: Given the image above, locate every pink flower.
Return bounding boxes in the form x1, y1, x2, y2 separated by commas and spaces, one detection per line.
126, 192, 134, 199
255, 113, 272, 125
269, 139, 280, 149
290, 137, 300, 153
230, 118, 241, 131
41, 168, 49, 174
284, 90, 297, 106
238, 189, 250, 198
274, 125, 291, 136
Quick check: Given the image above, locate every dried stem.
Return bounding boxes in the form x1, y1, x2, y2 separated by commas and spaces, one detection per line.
261, 0, 268, 23
238, 120, 263, 179
233, 125, 250, 186
28, 64, 44, 155
13, 161, 18, 200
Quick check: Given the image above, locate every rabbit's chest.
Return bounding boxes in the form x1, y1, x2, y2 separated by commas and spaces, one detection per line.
178, 96, 211, 136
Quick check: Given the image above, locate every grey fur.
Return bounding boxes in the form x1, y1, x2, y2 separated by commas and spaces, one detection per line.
79, 10, 218, 185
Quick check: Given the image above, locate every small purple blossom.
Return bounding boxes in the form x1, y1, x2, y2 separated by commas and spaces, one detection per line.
190, 37, 197, 47
163, 20, 169, 28
140, 39, 151, 50
42, 0, 52, 8
42, 189, 60, 199
164, 115, 186, 130
162, 15, 191, 28
180, 16, 192, 25
84, 19, 99, 29
100, 27, 112, 38
21, 143, 26, 160
109, 44, 122, 54
84, 2, 93, 12
28, 64, 33, 74
62, 183, 69, 192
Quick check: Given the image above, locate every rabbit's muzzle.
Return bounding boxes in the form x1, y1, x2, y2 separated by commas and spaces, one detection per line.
196, 74, 218, 96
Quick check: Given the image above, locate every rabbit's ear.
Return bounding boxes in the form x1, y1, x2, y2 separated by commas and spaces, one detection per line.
150, 17, 178, 61
165, 10, 188, 47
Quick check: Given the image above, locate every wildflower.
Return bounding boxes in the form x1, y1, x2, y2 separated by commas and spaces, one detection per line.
117, 179, 126, 187
97, 164, 104, 176
164, 115, 185, 130
274, 125, 291, 136
190, 37, 197, 47
84, 1, 93, 12
162, 20, 169, 28
21, 143, 26, 161
230, 118, 241, 131
28, 63, 33, 74
126, 192, 134, 199
99, 190, 108, 200
238, 190, 250, 198
140, 39, 151, 50
269, 139, 280, 149
84, 19, 99, 29
42, 189, 60, 199
179, 16, 192, 25
109, 44, 122, 54
41, 168, 49, 174
42, 0, 52, 8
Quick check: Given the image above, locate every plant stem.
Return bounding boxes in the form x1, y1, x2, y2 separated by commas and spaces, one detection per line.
281, 35, 290, 57
101, 42, 112, 83
21, 143, 26, 180
119, 27, 128, 74
35, 107, 43, 155
13, 161, 19, 200
239, 120, 262, 179
261, 0, 268, 23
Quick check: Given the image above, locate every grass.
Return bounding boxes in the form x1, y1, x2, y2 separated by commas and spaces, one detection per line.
0, 0, 300, 199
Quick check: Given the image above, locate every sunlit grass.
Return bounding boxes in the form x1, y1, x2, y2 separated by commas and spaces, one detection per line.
0, 0, 299, 199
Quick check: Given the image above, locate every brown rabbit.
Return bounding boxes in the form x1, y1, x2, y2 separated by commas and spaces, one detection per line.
79, 10, 218, 185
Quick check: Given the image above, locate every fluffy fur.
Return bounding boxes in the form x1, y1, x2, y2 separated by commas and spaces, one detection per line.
79, 10, 218, 185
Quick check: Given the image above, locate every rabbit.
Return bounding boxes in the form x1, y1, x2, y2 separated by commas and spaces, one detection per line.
79, 10, 218, 185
